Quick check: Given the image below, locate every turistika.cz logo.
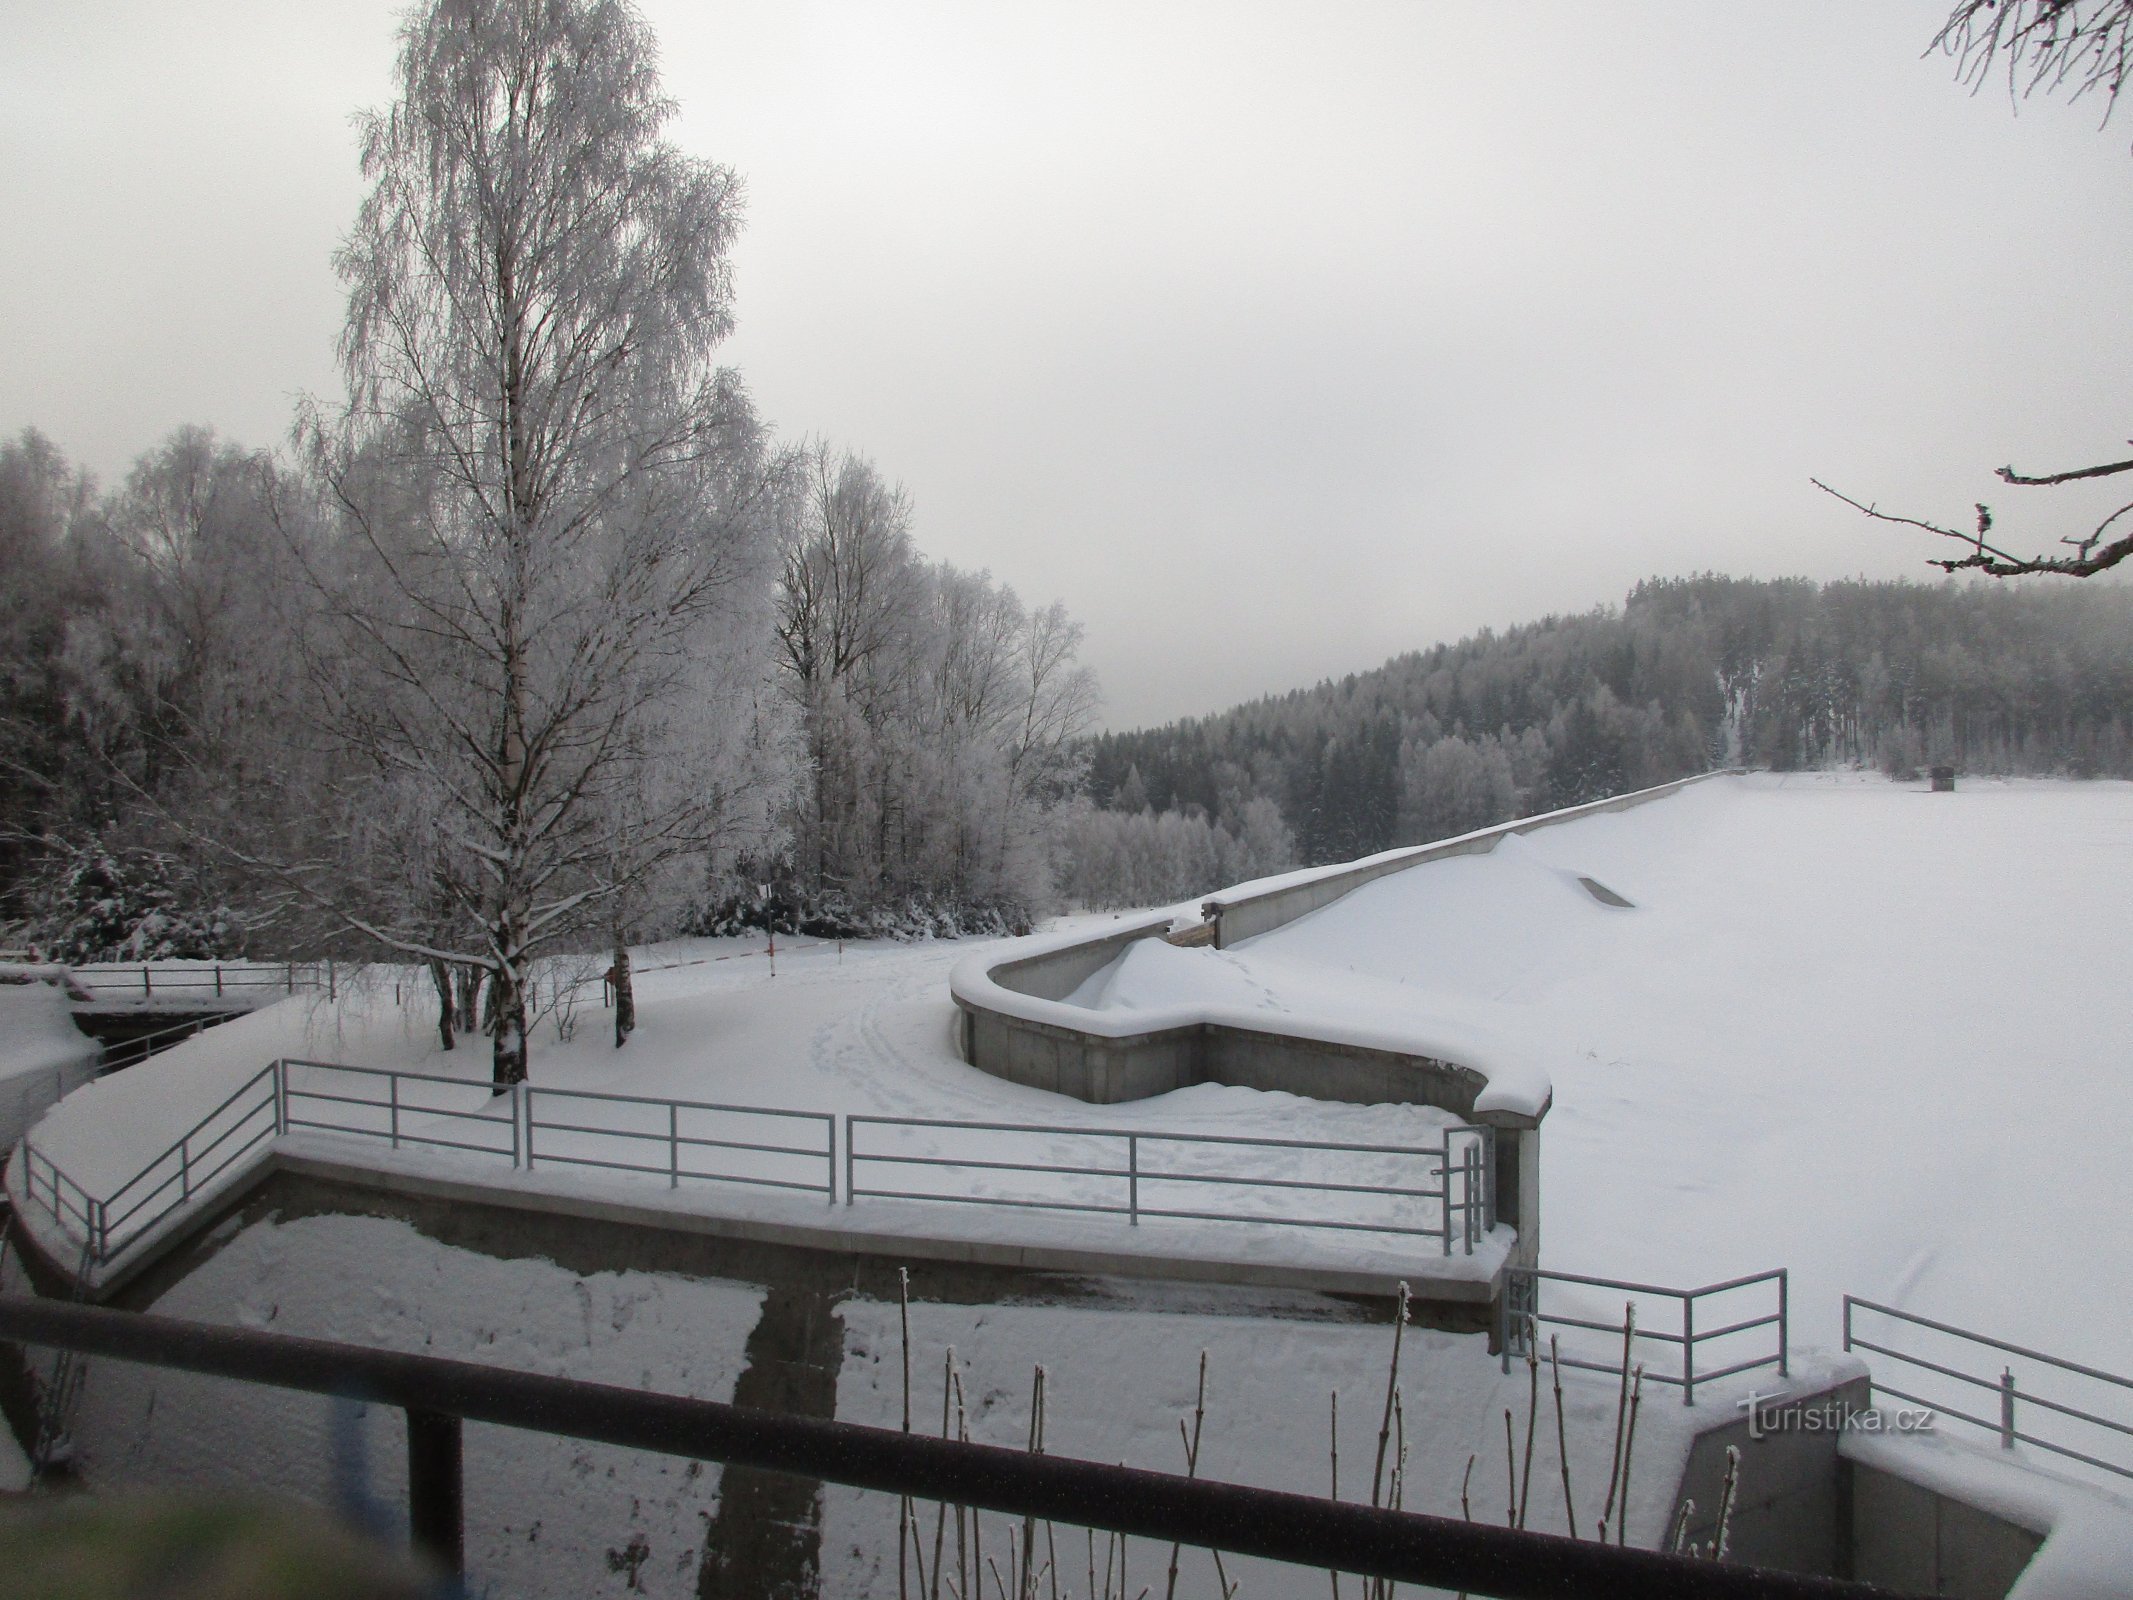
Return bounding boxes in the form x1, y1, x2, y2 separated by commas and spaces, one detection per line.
1737, 1391, 1933, 1440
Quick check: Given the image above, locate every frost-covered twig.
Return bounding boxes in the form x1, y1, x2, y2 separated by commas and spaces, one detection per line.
1328, 1389, 1341, 1600
1669, 1498, 1696, 1555
932, 1347, 956, 1600
1550, 1335, 1576, 1539
901, 1267, 914, 1600
1371, 1282, 1411, 1509
1614, 1365, 1644, 1547
1165, 1351, 1210, 1600
1598, 1303, 1636, 1542
1712, 1444, 1742, 1561
1502, 1408, 1518, 1527
1517, 1323, 1538, 1529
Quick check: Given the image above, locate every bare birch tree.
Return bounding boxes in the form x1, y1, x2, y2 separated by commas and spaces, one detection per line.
301, 0, 781, 1085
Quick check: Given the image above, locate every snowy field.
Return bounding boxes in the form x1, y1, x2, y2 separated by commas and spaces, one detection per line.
11, 772, 2133, 1591
1076, 772, 2133, 1378
17, 918, 1493, 1283
18, 772, 2133, 1365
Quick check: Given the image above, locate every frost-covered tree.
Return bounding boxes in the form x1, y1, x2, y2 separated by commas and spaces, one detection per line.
766, 442, 1097, 931
298, 0, 783, 1084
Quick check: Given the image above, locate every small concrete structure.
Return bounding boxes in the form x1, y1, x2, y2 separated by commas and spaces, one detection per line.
953, 772, 1740, 1288
1842, 1456, 2041, 1594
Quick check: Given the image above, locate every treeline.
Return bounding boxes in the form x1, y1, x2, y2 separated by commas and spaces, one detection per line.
0, 426, 1095, 963
1084, 575, 2133, 869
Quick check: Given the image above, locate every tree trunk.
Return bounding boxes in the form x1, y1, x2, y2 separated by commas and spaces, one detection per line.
454, 963, 482, 1033
428, 958, 455, 1051
610, 937, 635, 1049
489, 955, 528, 1090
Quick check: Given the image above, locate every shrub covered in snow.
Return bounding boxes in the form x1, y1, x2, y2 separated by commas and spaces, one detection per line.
26, 843, 243, 964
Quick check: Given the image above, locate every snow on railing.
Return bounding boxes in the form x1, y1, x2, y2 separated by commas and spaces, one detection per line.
17, 1059, 1491, 1268
844, 1114, 1494, 1255
1500, 1264, 1790, 1406
68, 961, 330, 1001
1845, 1295, 2133, 1480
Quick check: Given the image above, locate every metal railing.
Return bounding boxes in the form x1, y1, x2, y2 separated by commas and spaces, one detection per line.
17, 1142, 102, 1251
1501, 1266, 1788, 1406
69, 962, 327, 1000
91, 1062, 282, 1262
0, 1295, 1917, 1599
525, 1086, 835, 1200
281, 1059, 520, 1166
846, 1115, 1493, 1253
20, 1060, 1498, 1267
1844, 1296, 2133, 1480
93, 1012, 233, 1073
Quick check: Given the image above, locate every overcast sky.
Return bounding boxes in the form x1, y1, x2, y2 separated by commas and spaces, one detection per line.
4, 2, 2131, 728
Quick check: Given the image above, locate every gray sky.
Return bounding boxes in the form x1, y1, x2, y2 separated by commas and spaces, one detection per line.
5, 2, 2131, 728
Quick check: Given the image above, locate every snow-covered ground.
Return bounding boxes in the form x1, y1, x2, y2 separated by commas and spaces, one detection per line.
0, 976, 99, 1153
26, 1208, 1777, 1599
1072, 772, 2133, 1385
17, 773, 2133, 1369
11, 773, 2133, 1590
17, 919, 1495, 1281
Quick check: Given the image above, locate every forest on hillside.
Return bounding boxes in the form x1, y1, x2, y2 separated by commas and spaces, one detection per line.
1059, 576, 2133, 907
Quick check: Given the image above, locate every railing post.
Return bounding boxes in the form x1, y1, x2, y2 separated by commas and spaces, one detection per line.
92, 1198, 107, 1265
2000, 1368, 2017, 1449
1683, 1294, 1696, 1407
1464, 1145, 1478, 1255
1499, 1274, 1511, 1375
180, 1135, 192, 1203
1439, 1142, 1451, 1257
843, 1118, 855, 1205
668, 1102, 680, 1189
512, 1083, 524, 1168
826, 1118, 837, 1206
389, 1073, 400, 1150
1778, 1270, 1789, 1378
1129, 1134, 1142, 1225
405, 1407, 464, 1579
214, 965, 223, 998
142, 965, 151, 997
273, 1061, 287, 1137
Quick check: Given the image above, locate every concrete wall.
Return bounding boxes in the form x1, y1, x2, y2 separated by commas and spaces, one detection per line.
1665, 1374, 1871, 1571
985, 915, 1175, 1003
1204, 769, 1738, 948
1840, 1460, 2044, 1596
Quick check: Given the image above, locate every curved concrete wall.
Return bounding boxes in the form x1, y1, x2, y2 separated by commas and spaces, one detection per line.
953, 771, 1743, 1263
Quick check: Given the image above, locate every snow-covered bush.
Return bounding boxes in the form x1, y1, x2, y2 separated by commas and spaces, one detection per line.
26, 842, 243, 964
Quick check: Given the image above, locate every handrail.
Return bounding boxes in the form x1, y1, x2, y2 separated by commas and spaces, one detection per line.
0, 1295, 1920, 1600
846, 1114, 1491, 1253
1844, 1295, 2133, 1479
1502, 1265, 1789, 1406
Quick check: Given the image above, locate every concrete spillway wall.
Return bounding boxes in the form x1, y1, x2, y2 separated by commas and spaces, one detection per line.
953, 771, 1742, 1275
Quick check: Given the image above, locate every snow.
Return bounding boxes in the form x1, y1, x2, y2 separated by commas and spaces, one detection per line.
10, 1213, 762, 1597
31, 1207, 1789, 1599
1843, 1428, 2133, 1600
1063, 773, 2133, 1404
10, 926, 1492, 1282
0, 976, 100, 1153
11, 773, 2133, 1585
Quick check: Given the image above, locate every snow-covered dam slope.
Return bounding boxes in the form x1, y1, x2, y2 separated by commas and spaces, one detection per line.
1067, 771, 2133, 1372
